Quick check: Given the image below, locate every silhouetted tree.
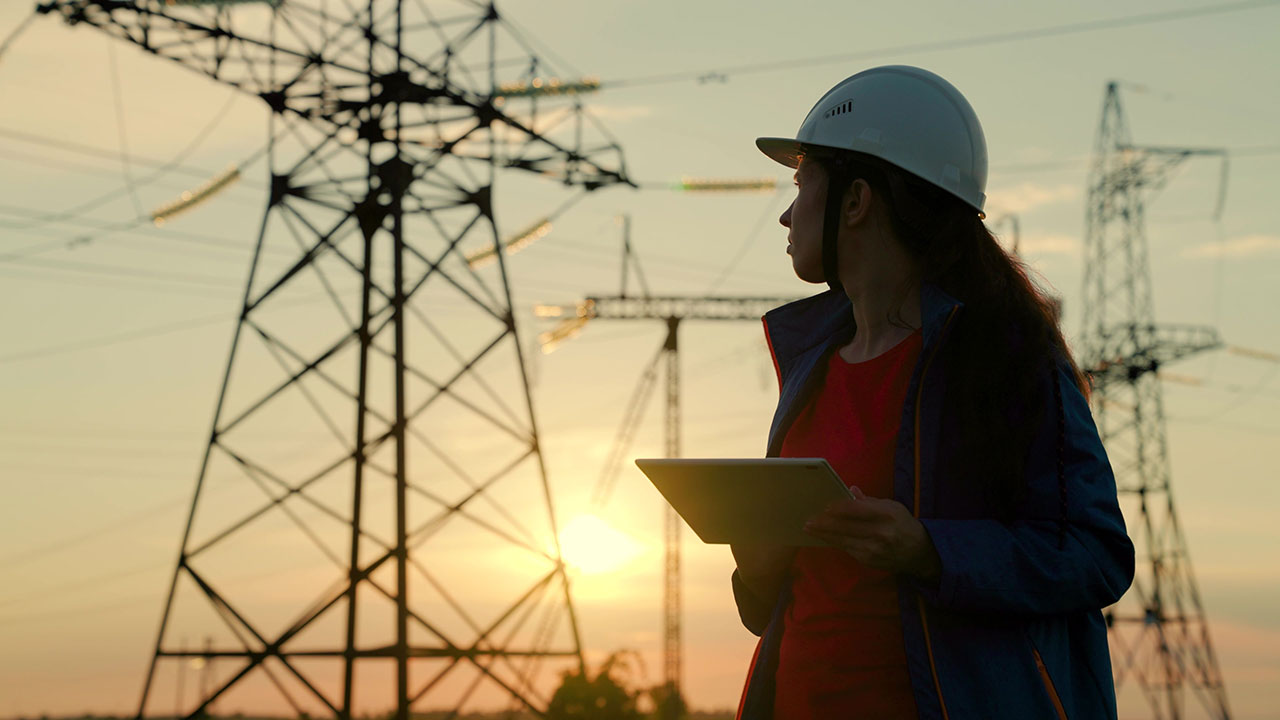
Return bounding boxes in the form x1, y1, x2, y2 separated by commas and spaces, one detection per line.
546, 652, 644, 720
644, 681, 687, 720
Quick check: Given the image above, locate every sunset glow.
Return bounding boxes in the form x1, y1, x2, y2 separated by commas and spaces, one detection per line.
558, 514, 644, 574
3, 1, 1279, 717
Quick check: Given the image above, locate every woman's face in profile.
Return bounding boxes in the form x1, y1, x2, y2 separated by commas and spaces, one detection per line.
780, 157, 828, 284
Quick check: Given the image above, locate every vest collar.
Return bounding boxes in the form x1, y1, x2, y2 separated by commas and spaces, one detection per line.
764, 283, 964, 369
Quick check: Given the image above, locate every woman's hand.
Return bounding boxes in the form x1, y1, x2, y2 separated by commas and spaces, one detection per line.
803, 485, 942, 580
730, 542, 796, 602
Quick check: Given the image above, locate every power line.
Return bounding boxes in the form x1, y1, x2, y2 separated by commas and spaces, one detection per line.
0, 436, 202, 458
0, 264, 653, 364
0, 144, 270, 261
0, 591, 157, 627
1168, 414, 1280, 436
0, 202, 267, 253
0, 144, 257, 198
498, 14, 585, 80
0, 211, 171, 262
0, 125, 266, 188
605, 0, 1280, 89
0, 309, 236, 365
0, 11, 37, 65
704, 192, 789, 295
0, 560, 167, 610
86, 234, 270, 266
1, 461, 199, 480
6, 88, 247, 234
0, 267, 234, 299
4, 256, 245, 289
0, 560, 304, 627
0, 494, 189, 570
1170, 363, 1280, 423
624, 143, 1277, 194
106, 40, 145, 219
0, 201, 276, 264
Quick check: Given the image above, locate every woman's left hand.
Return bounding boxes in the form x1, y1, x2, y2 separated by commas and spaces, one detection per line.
803, 485, 942, 580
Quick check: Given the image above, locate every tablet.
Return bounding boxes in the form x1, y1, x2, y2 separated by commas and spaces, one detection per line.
634, 458, 853, 547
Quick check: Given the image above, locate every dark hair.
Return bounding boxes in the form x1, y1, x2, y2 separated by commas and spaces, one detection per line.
804, 147, 1087, 523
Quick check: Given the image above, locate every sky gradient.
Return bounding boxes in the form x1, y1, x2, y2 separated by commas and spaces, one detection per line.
2, 1, 1279, 718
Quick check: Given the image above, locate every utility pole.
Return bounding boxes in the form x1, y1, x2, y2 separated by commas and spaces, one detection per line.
1080, 82, 1232, 720
544, 293, 798, 718
36, 2, 628, 718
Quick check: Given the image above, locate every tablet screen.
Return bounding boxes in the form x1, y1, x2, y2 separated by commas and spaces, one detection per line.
635, 458, 852, 546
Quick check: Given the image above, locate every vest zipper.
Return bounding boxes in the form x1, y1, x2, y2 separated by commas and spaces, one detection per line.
913, 305, 958, 720
1032, 646, 1070, 719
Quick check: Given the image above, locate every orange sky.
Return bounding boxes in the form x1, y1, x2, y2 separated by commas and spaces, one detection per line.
3, 1, 1280, 718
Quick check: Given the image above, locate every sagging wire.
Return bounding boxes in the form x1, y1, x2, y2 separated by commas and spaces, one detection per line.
1163, 344, 1280, 423
0, 11, 37, 65
106, 40, 145, 220
6, 89, 246, 234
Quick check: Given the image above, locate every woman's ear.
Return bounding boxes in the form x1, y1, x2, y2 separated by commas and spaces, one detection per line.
842, 179, 874, 228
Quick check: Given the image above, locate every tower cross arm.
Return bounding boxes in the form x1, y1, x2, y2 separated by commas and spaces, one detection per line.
582, 295, 802, 321
1086, 323, 1223, 383
35, 0, 359, 104
35, 0, 632, 190
1116, 143, 1227, 159
1098, 143, 1228, 197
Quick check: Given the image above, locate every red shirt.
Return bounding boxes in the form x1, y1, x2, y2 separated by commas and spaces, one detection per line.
773, 331, 922, 720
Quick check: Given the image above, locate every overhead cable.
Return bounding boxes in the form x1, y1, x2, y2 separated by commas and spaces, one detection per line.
7, 89, 246, 234
605, 0, 1280, 89
0, 310, 235, 365
0, 11, 36, 65
0, 126, 266, 187
106, 41, 145, 219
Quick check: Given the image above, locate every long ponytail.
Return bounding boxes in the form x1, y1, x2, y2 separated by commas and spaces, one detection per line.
807, 148, 1087, 521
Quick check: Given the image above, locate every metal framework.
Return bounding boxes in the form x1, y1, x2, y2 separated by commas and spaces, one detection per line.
36, 1, 630, 718
1080, 82, 1232, 720
583, 295, 799, 322
555, 291, 799, 718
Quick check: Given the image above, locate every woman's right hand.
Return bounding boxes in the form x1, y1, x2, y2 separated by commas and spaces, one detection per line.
730, 543, 796, 602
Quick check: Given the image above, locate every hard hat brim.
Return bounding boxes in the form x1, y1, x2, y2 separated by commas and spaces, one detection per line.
756, 137, 804, 169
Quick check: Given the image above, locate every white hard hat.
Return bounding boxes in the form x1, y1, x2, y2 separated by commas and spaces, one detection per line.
757, 65, 988, 215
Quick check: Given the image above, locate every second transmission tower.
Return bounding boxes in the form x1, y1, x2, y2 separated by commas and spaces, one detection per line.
540, 217, 798, 716
1081, 81, 1232, 720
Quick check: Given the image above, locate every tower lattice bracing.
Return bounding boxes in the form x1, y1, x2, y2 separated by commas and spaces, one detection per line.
1080, 82, 1231, 720
566, 294, 799, 718
37, 1, 629, 718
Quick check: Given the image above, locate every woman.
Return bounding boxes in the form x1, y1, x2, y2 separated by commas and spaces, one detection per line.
730, 66, 1135, 719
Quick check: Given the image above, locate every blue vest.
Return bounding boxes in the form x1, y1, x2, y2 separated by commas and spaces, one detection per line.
735, 286, 1135, 720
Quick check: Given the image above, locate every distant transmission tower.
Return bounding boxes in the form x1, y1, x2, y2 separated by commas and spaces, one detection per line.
537, 215, 797, 717
547, 294, 795, 717
1080, 81, 1232, 720
542, 291, 795, 716
36, 1, 629, 718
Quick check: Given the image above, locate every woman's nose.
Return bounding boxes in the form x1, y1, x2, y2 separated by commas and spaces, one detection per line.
780, 201, 793, 228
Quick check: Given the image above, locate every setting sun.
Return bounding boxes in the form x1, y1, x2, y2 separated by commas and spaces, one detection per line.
558, 514, 644, 574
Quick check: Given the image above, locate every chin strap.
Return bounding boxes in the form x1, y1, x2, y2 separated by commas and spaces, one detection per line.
822, 166, 852, 293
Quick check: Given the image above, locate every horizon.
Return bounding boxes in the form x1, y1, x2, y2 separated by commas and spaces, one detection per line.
3, 1, 1279, 719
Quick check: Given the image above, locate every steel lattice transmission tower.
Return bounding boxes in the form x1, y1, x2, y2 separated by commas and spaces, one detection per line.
543, 291, 798, 719
1080, 82, 1231, 720
539, 217, 799, 716
37, 1, 630, 718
